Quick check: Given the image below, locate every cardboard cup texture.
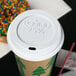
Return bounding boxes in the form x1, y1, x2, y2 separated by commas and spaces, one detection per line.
16, 55, 56, 76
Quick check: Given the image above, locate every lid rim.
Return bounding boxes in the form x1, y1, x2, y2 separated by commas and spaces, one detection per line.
7, 9, 64, 61
7, 28, 64, 61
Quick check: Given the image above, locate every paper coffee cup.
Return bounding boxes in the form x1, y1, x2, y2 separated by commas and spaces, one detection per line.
16, 55, 56, 76
7, 10, 64, 76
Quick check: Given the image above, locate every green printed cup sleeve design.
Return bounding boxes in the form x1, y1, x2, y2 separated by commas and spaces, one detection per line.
16, 58, 26, 76
46, 55, 56, 70
32, 66, 46, 76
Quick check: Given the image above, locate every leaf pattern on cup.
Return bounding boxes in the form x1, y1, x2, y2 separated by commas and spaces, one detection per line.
45, 55, 56, 70
32, 66, 46, 76
16, 57, 26, 76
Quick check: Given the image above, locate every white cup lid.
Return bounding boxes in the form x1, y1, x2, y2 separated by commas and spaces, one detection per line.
7, 10, 64, 61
